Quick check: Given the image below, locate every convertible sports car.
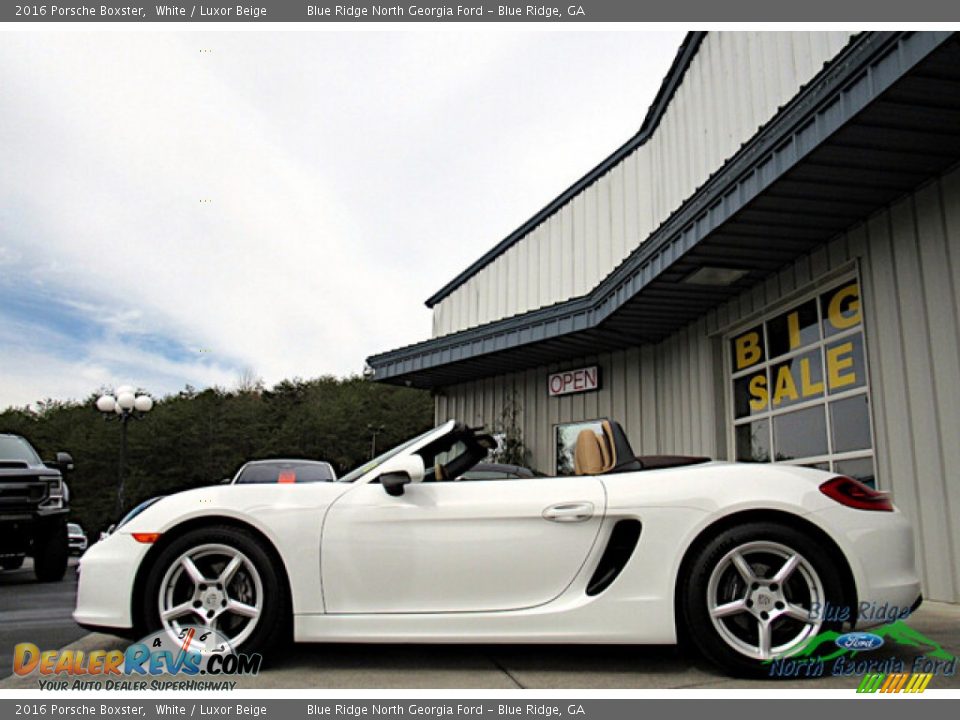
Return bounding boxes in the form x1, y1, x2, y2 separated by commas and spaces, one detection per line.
74, 419, 921, 676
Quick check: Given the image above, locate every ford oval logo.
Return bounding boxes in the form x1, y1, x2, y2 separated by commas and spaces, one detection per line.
835, 632, 884, 651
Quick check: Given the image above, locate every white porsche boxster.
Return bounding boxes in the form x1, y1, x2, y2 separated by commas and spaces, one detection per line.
74, 419, 921, 676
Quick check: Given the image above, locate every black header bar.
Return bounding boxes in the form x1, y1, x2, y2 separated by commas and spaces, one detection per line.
3, 0, 960, 22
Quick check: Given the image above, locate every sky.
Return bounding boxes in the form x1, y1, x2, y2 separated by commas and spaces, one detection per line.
0, 30, 684, 409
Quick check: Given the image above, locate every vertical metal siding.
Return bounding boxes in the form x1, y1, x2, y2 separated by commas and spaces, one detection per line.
434, 165, 960, 602
622, 153, 639, 267
432, 31, 855, 337
439, 319, 722, 467
857, 173, 960, 603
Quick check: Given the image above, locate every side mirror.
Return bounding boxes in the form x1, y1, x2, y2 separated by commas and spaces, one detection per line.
381, 471, 411, 497
220, 478, 232, 485
375, 454, 425, 496
56, 452, 74, 472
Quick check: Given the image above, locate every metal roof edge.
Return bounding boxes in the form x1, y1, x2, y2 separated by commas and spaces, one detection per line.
423, 31, 706, 309
370, 30, 956, 383
369, 295, 594, 366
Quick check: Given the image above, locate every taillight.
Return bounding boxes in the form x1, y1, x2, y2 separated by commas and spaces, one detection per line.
819, 476, 893, 511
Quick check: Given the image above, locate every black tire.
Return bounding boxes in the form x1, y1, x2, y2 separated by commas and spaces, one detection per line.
141, 525, 289, 656
33, 521, 69, 582
680, 522, 846, 678
1, 556, 25, 571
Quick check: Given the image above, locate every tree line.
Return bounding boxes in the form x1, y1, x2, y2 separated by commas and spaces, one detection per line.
0, 376, 434, 538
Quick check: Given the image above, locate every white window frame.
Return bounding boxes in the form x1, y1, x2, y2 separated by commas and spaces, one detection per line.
723, 271, 878, 485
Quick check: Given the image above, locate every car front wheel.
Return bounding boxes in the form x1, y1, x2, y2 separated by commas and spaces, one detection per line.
142, 526, 289, 655
681, 522, 846, 677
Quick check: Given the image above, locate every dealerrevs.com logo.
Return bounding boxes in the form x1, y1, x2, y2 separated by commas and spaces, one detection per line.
13, 626, 261, 690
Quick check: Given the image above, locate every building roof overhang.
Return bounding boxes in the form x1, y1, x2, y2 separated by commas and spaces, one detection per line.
369, 31, 960, 389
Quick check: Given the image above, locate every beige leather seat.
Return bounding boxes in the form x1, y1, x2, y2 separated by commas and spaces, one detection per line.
573, 426, 617, 475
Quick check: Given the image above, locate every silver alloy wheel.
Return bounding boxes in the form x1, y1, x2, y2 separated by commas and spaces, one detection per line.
706, 540, 825, 661
157, 543, 263, 652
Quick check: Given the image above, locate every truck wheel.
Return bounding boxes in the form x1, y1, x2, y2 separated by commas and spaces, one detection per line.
1, 557, 24, 571
34, 521, 68, 582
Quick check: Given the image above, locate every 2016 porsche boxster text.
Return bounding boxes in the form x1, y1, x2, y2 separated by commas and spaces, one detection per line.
74, 419, 921, 676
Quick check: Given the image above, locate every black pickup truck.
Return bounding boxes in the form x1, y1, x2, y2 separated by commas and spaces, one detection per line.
0, 433, 73, 582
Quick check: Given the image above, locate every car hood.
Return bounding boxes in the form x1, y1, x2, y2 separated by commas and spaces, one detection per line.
119, 481, 353, 536
0, 467, 60, 480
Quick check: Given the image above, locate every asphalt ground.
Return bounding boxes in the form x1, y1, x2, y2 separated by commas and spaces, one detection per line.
0, 571, 957, 690
0, 557, 85, 674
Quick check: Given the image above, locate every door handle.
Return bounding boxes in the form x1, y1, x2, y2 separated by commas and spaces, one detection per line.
542, 502, 594, 523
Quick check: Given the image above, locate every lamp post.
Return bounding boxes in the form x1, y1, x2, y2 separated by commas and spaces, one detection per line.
96, 386, 153, 518
367, 424, 385, 459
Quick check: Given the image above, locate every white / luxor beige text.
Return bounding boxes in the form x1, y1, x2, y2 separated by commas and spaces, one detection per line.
153, 4, 267, 17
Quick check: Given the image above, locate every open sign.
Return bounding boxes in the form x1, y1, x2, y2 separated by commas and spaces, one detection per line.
548, 366, 600, 397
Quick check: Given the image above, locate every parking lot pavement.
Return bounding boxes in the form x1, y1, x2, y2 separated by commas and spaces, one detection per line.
1, 601, 957, 690
0, 557, 85, 674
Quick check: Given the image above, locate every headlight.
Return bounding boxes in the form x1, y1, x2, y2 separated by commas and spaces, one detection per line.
40, 476, 64, 509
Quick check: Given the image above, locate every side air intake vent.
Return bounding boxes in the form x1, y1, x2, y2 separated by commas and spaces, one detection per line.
586, 519, 642, 596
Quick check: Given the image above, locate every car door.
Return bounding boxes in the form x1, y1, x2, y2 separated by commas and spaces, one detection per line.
320, 476, 605, 613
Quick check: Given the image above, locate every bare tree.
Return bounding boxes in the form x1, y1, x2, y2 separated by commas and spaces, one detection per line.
235, 367, 264, 395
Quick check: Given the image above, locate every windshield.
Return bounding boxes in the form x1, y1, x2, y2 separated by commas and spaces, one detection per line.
67, 523, 82, 533
236, 462, 335, 483
338, 426, 441, 483
0, 436, 41, 465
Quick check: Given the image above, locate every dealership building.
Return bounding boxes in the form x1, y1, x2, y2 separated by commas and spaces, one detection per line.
369, 31, 960, 603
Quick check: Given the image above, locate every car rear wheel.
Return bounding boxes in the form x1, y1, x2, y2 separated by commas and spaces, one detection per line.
142, 526, 288, 655
681, 522, 846, 677
33, 521, 68, 582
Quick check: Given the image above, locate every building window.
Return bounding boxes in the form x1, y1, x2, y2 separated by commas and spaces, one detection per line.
555, 420, 603, 476
728, 277, 876, 486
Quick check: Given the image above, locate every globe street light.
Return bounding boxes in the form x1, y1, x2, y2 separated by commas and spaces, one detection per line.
96, 386, 153, 518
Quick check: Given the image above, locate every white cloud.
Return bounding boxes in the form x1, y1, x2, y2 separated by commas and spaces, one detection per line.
0, 30, 684, 409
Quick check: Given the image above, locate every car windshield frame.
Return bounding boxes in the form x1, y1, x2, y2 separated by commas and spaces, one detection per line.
338, 422, 455, 483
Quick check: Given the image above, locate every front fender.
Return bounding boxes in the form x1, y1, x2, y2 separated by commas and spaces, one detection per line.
117, 483, 351, 616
